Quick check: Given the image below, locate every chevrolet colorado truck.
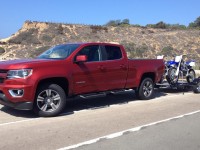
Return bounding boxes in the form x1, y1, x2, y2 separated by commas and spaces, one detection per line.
0, 43, 164, 117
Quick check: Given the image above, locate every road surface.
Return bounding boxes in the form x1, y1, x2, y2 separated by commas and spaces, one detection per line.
0, 89, 200, 150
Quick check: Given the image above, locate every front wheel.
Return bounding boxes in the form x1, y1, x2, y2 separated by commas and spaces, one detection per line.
135, 78, 154, 100
166, 67, 179, 85
33, 83, 67, 117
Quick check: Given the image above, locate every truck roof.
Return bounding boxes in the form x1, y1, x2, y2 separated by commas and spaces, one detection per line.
64, 42, 120, 46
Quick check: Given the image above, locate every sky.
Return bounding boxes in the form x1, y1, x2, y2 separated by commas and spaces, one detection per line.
0, 0, 199, 39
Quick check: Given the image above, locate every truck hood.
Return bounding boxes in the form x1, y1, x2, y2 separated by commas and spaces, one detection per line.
0, 59, 58, 70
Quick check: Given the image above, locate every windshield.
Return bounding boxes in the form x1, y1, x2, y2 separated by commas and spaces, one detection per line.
37, 44, 80, 59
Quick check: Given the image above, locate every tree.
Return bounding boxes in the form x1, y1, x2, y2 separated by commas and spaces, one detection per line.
146, 21, 167, 29
189, 22, 196, 28
189, 16, 200, 28
105, 20, 117, 26
155, 21, 167, 29
122, 19, 130, 25
194, 16, 200, 27
105, 19, 130, 26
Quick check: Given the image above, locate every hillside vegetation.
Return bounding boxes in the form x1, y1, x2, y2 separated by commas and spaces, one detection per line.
0, 20, 200, 68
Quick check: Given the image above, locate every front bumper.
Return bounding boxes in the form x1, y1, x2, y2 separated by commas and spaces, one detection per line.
0, 93, 33, 110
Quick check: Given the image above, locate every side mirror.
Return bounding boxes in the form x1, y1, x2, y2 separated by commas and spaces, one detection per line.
75, 55, 88, 63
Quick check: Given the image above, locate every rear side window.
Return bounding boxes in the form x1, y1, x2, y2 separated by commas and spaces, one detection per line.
103, 46, 122, 60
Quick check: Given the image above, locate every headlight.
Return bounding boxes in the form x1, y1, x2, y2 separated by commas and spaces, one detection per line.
7, 69, 33, 79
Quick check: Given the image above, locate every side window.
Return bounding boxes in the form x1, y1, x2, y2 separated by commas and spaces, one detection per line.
77, 45, 100, 62
104, 46, 122, 60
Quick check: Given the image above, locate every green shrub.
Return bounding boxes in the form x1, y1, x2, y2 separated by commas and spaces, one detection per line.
155, 21, 167, 29
0, 47, 5, 54
189, 16, 200, 28
41, 35, 53, 42
135, 44, 148, 57
146, 22, 167, 29
36, 46, 51, 55
161, 46, 173, 56
132, 24, 142, 27
90, 25, 108, 33
43, 24, 64, 35
120, 41, 135, 58
8, 29, 40, 44
57, 24, 64, 34
105, 19, 130, 26
169, 24, 187, 30
121, 42, 148, 58
30, 46, 51, 58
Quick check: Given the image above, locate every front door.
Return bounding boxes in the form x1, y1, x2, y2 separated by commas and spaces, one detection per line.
72, 45, 106, 95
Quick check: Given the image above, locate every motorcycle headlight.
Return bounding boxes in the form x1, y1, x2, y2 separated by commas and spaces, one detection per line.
7, 69, 33, 79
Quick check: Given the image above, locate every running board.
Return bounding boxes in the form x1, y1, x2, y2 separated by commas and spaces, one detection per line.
109, 89, 132, 94
79, 89, 133, 99
79, 92, 106, 99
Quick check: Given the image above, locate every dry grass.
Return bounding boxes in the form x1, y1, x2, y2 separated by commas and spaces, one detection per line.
0, 21, 200, 61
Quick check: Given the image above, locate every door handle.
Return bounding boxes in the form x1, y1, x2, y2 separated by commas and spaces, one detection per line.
120, 64, 127, 70
98, 65, 105, 71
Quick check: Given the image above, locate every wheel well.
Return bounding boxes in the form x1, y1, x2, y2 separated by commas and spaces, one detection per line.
37, 77, 69, 96
140, 72, 155, 83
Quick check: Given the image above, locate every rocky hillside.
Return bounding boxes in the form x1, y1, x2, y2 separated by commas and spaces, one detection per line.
0, 21, 200, 66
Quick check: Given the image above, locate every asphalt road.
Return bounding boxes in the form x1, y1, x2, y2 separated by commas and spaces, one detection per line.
0, 88, 200, 150
73, 112, 200, 150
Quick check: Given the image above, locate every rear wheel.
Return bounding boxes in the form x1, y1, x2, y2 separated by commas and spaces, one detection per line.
136, 78, 154, 100
186, 69, 196, 83
33, 83, 67, 117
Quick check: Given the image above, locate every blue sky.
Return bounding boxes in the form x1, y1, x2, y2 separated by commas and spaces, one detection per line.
0, 0, 199, 39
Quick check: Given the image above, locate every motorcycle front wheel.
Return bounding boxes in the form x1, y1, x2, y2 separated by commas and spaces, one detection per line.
166, 67, 179, 85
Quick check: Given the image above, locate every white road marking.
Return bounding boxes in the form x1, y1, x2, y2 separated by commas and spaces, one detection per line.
0, 118, 41, 127
57, 110, 200, 150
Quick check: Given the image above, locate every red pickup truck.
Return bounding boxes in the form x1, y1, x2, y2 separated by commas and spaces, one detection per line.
0, 43, 164, 117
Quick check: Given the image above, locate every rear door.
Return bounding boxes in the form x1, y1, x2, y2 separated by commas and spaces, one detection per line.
100, 45, 128, 90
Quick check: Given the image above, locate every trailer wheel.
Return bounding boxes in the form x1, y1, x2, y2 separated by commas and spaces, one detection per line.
193, 82, 200, 93
33, 83, 67, 117
136, 78, 154, 100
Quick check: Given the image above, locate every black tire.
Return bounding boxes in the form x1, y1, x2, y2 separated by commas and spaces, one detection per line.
166, 67, 179, 85
186, 69, 196, 83
135, 78, 154, 100
33, 83, 67, 117
193, 82, 200, 93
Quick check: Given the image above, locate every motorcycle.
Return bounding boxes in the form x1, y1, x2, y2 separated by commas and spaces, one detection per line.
166, 55, 196, 85
157, 55, 177, 83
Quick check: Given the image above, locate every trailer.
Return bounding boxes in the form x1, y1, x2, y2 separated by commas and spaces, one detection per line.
156, 54, 200, 93
156, 76, 200, 93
